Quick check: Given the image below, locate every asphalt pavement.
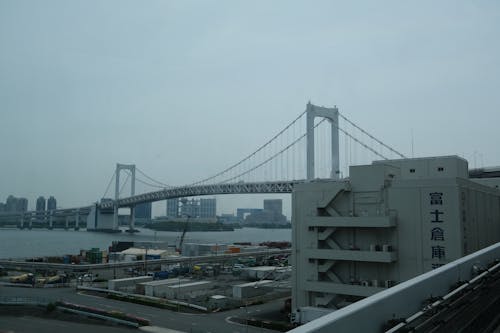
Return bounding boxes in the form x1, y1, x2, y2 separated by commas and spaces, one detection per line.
0, 285, 285, 333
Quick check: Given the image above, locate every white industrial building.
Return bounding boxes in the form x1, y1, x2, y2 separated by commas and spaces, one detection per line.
232, 280, 274, 299
165, 280, 214, 300
136, 278, 191, 297
291, 156, 500, 317
242, 266, 292, 281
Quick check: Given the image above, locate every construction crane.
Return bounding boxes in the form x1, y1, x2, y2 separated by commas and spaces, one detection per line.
177, 215, 190, 254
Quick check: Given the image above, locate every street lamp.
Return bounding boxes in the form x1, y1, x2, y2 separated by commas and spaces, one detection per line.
143, 246, 149, 275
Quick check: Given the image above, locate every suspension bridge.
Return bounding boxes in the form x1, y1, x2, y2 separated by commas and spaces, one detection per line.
1, 102, 406, 231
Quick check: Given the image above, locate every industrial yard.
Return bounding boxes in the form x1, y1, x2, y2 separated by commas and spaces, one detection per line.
0, 240, 293, 330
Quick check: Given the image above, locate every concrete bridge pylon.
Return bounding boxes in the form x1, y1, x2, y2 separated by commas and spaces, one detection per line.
306, 102, 340, 180
113, 163, 136, 231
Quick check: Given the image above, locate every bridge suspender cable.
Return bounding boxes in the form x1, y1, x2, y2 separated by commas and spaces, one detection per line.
102, 170, 116, 199
119, 171, 131, 196
119, 170, 168, 191
338, 112, 407, 159
134, 177, 166, 189
136, 167, 173, 188
219, 118, 328, 183
190, 109, 308, 186
335, 124, 389, 161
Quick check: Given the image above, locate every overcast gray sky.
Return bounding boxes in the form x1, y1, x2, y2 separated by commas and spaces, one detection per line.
1, 1, 499, 216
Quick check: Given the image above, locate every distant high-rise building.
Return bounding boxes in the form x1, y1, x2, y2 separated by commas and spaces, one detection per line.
36, 196, 46, 212
4, 195, 28, 212
236, 208, 263, 221
200, 198, 216, 218
135, 202, 152, 220
180, 198, 199, 217
0, 203, 5, 212
166, 199, 179, 218
243, 199, 287, 225
6, 195, 17, 212
264, 199, 283, 216
17, 198, 28, 212
47, 196, 57, 211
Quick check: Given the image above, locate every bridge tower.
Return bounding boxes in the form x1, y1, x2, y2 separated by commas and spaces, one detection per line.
114, 163, 136, 231
306, 102, 340, 180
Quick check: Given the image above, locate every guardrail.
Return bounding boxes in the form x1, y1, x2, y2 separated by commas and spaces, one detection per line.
0, 296, 52, 305
0, 296, 148, 327
289, 242, 500, 333
57, 306, 140, 327
77, 286, 209, 312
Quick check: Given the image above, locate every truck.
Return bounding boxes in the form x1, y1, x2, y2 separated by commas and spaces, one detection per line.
10, 273, 34, 284
154, 271, 169, 279
237, 256, 256, 266
44, 274, 67, 284
291, 306, 335, 324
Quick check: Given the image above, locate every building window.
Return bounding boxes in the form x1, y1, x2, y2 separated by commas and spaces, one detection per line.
410, 168, 416, 173
438, 167, 444, 172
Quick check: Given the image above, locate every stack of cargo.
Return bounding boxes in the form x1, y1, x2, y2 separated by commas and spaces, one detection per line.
119, 248, 170, 261
225, 245, 241, 254
240, 245, 268, 253
181, 243, 228, 257
86, 248, 103, 264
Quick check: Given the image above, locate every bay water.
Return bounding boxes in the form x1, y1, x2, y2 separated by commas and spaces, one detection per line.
0, 227, 291, 259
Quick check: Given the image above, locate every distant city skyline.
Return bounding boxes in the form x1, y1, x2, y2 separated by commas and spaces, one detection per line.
0, 194, 59, 213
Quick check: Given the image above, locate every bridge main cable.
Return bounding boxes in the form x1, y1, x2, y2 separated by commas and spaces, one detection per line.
190, 109, 308, 186
338, 112, 407, 159
136, 167, 173, 188
220, 118, 327, 183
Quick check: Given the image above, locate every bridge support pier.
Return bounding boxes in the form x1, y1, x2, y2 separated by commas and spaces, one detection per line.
129, 206, 135, 232
114, 163, 136, 231
113, 206, 118, 230
65, 216, 69, 230
49, 211, 53, 230
19, 214, 24, 229
86, 204, 118, 232
75, 209, 80, 230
